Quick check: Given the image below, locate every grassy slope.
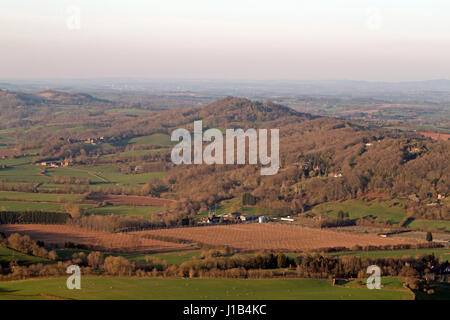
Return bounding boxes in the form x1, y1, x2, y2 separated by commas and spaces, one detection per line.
55, 249, 201, 266
0, 247, 49, 265
123, 250, 202, 265
325, 247, 450, 262
408, 220, 450, 233
0, 201, 94, 212
212, 198, 286, 218
0, 277, 412, 300
0, 191, 80, 202
309, 200, 407, 224
0, 201, 63, 212
128, 133, 173, 146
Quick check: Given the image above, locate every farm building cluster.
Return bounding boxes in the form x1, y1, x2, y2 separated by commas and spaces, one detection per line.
66, 136, 108, 145
200, 212, 265, 225
200, 212, 295, 225
36, 159, 71, 168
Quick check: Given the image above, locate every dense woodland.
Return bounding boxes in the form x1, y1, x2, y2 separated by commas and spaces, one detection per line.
0, 91, 448, 227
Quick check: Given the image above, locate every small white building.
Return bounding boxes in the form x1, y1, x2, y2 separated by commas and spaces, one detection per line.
258, 216, 268, 223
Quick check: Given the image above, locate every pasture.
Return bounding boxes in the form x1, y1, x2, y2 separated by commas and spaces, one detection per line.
325, 247, 450, 261
123, 250, 202, 265
0, 155, 164, 191
214, 198, 285, 217
408, 220, 450, 233
128, 133, 173, 146
309, 200, 407, 224
0, 201, 63, 212
0, 277, 413, 300
0, 247, 49, 265
54, 249, 201, 265
0, 191, 80, 202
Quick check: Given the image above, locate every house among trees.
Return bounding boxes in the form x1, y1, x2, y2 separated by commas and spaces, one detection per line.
245, 215, 257, 222
85, 136, 105, 145
206, 215, 220, 224
36, 158, 71, 168
431, 262, 450, 275
331, 173, 343, 178
408, 193, 420, 202
258, 216, 268, 223
37, 161, 59, 168
230, 212, 241, 219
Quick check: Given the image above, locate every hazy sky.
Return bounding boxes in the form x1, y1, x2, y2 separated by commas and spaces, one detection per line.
1, 0, 450, 81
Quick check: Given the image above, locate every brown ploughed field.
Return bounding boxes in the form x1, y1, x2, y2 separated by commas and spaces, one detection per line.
0, 224, 191, 253
133, 223, 419, 251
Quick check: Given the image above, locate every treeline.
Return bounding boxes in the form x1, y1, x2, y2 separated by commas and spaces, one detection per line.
0, 211, 69, 224
0, 181, 39, 193
52, 176, 90, 185
0, 233, 57, 264
2, 248, 446, 284
66, 211, 195, 233
0, 180, 90, 195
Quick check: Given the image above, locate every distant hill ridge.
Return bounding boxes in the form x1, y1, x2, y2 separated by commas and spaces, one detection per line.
172, 97, 314, 128
0, 89, 110, 107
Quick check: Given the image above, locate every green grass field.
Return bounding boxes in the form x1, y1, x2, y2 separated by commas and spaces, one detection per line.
309, 200, 407, 224
0, 156, 36, 167
1, 155, 164, 190
128, 133, 173, 146
123, 250, 202, 265
325, 248, 450, 262
211, 198, 286, 218
115, 148, 170, 158
0, 201, 63, 212
45, 165, 164, 188
0, 200, 94, 212
408, 220, 450, 233
0, 164, 51, 183
54, 249, 201, 266
0, 247, 49, 265
0, 277, 413, 300
0, 191, 80, 202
